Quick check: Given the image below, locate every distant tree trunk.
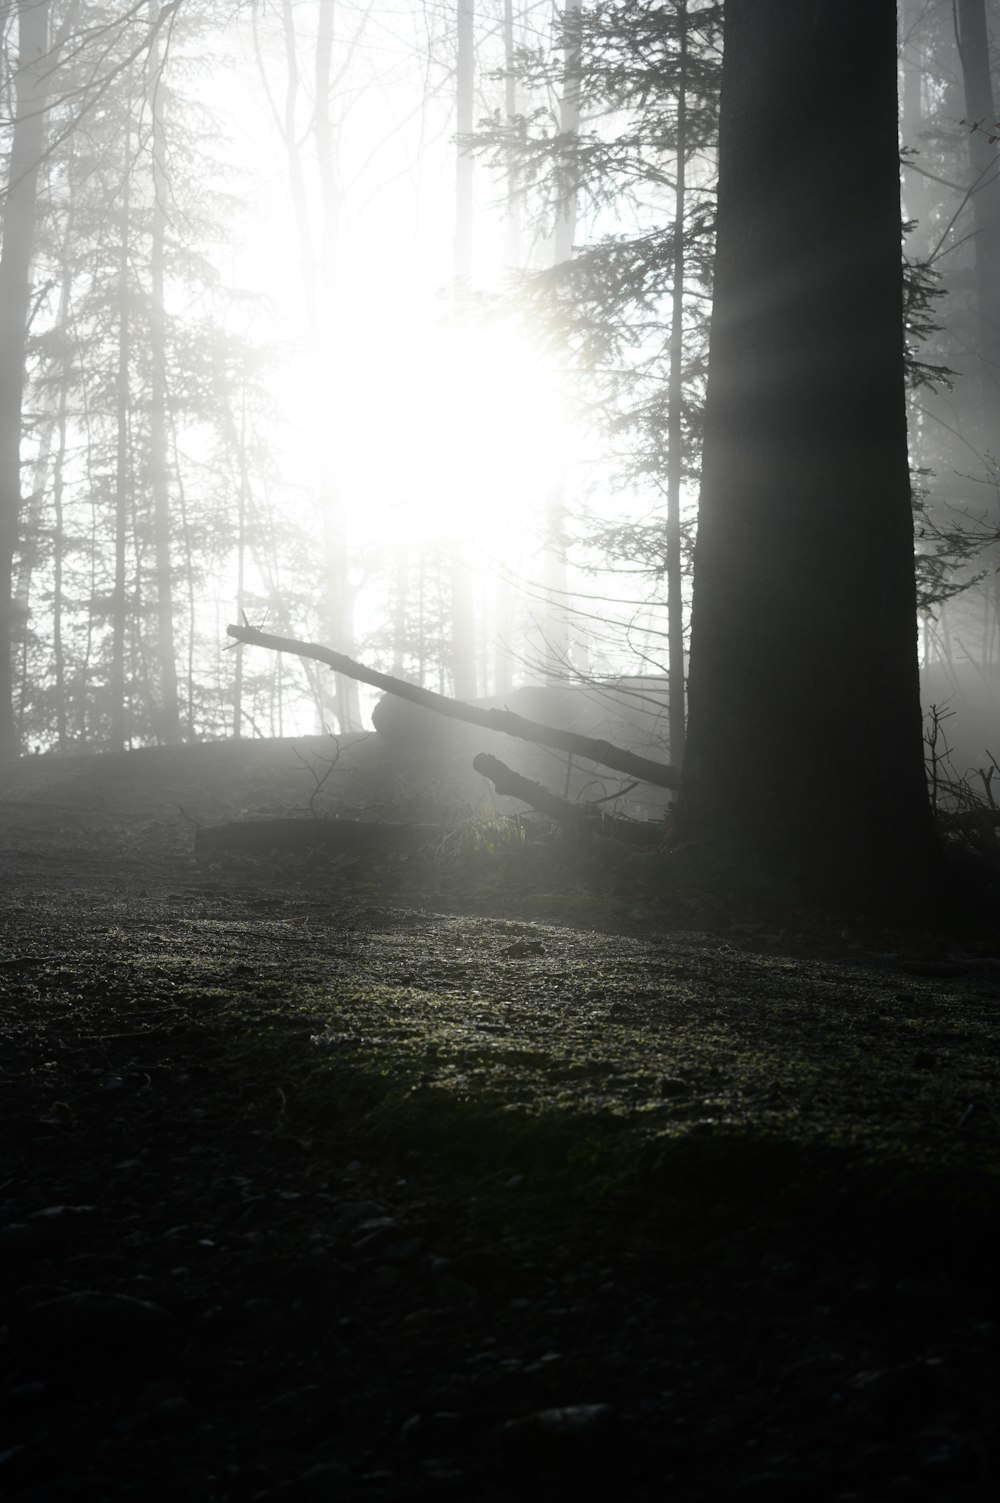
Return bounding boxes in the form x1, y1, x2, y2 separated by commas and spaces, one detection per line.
494, 570, 515, 694
51, 274, 71, 751
450, 0, 479, 701
552, 1, 580, 268
450, 551, 478, 700
454, 0, 474, 286
232, 416, 248, 741
900, 0, 932, 228
147, 3, 180, 743
541, 1, 581, 684
665, 0, 688, 766
495, 0, 520, 697
258, 0, 359, 732
502, 0, 521, 268
111, 102, 134, 751
955, 0, 1000, 656
678, 0, 937, 899
390, 547, 408, 677
955, 0, 1000, 424
314, 0, 359, 732
0, 0, 49, 759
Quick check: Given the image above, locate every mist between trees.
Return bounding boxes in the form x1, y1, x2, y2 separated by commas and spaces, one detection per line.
0, 0, 997, 782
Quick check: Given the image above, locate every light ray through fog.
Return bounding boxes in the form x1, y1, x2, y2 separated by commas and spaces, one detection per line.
195, 0, 597, 723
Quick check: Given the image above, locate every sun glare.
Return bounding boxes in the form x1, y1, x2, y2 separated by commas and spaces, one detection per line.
329, 314, 575, 560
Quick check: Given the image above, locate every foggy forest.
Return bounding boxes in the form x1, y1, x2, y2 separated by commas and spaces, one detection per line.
1, 3, 999, 1500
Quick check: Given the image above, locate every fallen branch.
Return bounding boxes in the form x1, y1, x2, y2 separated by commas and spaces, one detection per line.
226, 625, 680, 791
472, 753, 666, 848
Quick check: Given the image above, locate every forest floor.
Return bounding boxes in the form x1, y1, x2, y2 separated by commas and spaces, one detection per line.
1, 735, 998, 1502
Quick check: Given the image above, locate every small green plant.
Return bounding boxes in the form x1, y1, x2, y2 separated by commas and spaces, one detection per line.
436, 805, 530, 864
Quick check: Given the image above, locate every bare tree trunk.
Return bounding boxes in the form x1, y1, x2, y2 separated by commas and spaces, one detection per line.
955, 0, 1000, 422
665, 0, 688, 766
502, 0, 521, 267
955, 0, 1000, 662
454, 0, 474, 286
450, 552, 478, 699
314, 0, 359, 731
900, 0, 932, 227
51, 277, 71, 751
0, 0, 49, 759
147, 2, 180, 742
450, 0, 479, 701
233, 418, 247, 741
493, 0, 521, 698
257, 0, 358, 732
540, 2, 581, 684
111, 96, 134, 751
494, 570, 515, 694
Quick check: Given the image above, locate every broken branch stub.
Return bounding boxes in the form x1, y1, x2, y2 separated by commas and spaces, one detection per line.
472, 753, 665, 847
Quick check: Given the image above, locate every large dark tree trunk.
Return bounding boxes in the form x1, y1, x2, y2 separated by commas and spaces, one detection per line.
678, 0, 937, 899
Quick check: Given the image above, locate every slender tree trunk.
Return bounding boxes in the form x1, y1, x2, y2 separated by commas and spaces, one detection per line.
52, 299, 70, 750
502, 0, 521, 268
679, 0, 936, 899
170, 433, 196, 737
494, 0, 520, 696
900, 0, 932, 228
450, 552, 478, 699
146, 3, 180, 742
454, 0, 474, 286
954, 0, 1000, 665
955, 0, 1000, 421
494, 569, 515, 694
0, 0, 49, 759
450, 0, 478, 701
390, 547, 408, 677
665, 0, 688, 766
314, 0, 359, 731
43, 199, 80, 752
541, 1, 581, 684
259, 0, 358, 731
233, 420, 247, 740
111, 102, 134, 751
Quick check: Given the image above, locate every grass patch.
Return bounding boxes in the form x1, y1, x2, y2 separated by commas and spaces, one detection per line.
182, 918, 1000, 1277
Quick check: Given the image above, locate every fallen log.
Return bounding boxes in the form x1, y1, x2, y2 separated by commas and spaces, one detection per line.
472, 753, 666, 848
226, 624, 680, 791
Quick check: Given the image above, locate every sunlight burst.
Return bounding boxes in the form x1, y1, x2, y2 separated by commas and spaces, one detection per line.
328, 313, 575, 558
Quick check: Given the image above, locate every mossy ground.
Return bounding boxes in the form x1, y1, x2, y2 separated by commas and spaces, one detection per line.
1, 738, 998, 1499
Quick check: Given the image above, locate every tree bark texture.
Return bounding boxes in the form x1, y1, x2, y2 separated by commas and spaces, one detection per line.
679, 0, 937, 896
0, 0, 49, 759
